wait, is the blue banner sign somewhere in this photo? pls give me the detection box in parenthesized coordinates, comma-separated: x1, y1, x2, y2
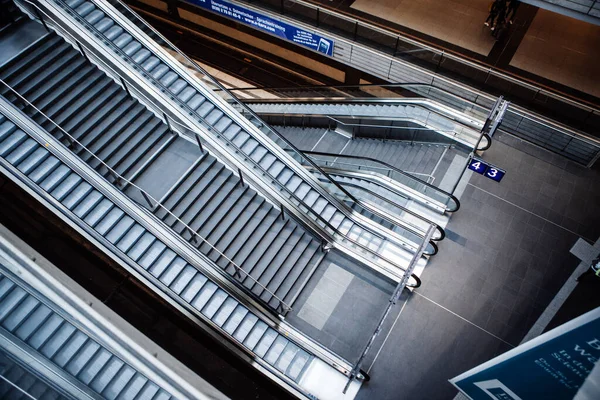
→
(187, 0, 335, 56)
(468, 158, 505, 182)
(451, 307, 600, 400)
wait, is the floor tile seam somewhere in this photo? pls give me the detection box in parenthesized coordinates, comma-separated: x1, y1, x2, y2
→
(413, 292, 516, 348)
(468, 183, 592, 242)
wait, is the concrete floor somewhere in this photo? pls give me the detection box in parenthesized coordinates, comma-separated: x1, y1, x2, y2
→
(351, 0, 496, 56)
(510, 8, 600, 99)
(352, 132, 600, 399)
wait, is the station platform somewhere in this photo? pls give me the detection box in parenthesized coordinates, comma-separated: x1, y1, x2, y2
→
(308, 0, 600, 104)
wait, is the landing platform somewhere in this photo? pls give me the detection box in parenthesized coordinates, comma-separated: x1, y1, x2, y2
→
(0, 19, 47, 67)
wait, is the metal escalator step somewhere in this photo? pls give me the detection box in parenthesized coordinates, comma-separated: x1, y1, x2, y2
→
(26, 313, 63, 350)
(212, 297, 238, 327)
(180, 273, 208, 303)
(147, 250, 177, 278)
(117, 374, 148, 399)
(116, 224, 146, 253)
(126, 232, 155, 261)
(28, 157, 61, 184)
(159, 71, 178, 87)
(52, 331, 88, 367)
(157, 257, 186, 286)
(287, 352, 311, 381)
(13, 304, 52, 341)
(94, 207, 124, 236)
(202, 289, 228, 319)
(39, 322, 77, 359)
(191, 281, 218, 311)
(39, 165, 70, 192)
(5, 138, 38, 165)
(196, 101, 214, 118)
(102, 365, 136, 399)
(186, 93, 205, 110)
(221, 304, 248, 334)
(64, 340, 100, 376)
(169, 266, 196, 295)
(1, 295, 37, 331)
(104, 215, 135, 244)
(131, 48, 151, 64)
(122, 41, 142, 57)
(141, 56, 160, 72)
(150, 64, 169, 80)
(274, 342, 300, 373)
(104, 25, 124, 42)
(137, 241, 166, 270)
(169, 79, 187, 96)
(0, 128, 26, 157)
(89, 356, 124, 393)
(254, 328, 278, 358)
(177, 86, 195, 103)
(0, 121, 17, 142)
(78, 348, 112, 385)
(232, 312, 258, 342)
(85, 9, 104, 25)
(72, 191, 103, 219)
(94, 17, 114, 33)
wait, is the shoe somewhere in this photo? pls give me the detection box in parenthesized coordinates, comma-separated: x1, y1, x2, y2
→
(491, 27, 495, 31)
(484, 22, 489, 26)
(510, 20, 513, 24)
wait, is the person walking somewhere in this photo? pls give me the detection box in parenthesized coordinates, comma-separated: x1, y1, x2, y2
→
(492, 2, 508, 32)
(576, 256, 600, 282)
(484, 0, 503, 28)
(506, 0, 520, 24)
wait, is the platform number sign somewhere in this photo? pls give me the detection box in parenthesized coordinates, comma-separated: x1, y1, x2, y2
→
(468, 158, 505, 182)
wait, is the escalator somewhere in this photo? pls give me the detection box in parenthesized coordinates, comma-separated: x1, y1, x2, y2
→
(0, 0, 432, 396)
(0, 103, 319, 390)
(245, 98, 491, 151)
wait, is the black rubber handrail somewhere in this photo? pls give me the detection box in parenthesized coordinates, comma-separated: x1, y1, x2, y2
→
(295, 150, 460, 212)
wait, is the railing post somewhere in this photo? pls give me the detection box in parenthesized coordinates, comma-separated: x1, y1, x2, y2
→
(353, 21, 359, 41)
(195, 133, 204, 153)
(119, 77, 131, 97)
(238, 168, 245, 187)
(393, 36, 400, 57)
(280, 203, 285, 220)
(33, 8, 49, 32)
(316, 7, 320, 27)
(163, 112, 173, 134)
(76, 42, 89, 62)
(140, 189, 154, 209)
(435, 51, 444, 73)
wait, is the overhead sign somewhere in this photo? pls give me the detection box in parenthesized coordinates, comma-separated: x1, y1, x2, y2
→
(187, 0, 335, 56)
(468, 158, 505, 182)
(451, 307, 600, 400)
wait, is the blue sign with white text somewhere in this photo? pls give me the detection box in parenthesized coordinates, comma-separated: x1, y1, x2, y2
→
(468, 158, 506, 182)
(451, 307, 600, 400)
(187, 0, 335, 56)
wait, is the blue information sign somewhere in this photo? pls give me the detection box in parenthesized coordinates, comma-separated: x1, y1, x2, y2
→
(186, 0, 335, 56)
(468, 158, 506, 182)
(451, 307, 600, 400)
(468, 158, 488, 175)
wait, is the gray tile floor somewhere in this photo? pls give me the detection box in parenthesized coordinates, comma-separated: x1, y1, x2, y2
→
(286, 251, 396, 362)
(354, 133, 600, 399)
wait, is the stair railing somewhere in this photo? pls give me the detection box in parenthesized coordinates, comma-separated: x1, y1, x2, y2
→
(34, 0, 425, 286)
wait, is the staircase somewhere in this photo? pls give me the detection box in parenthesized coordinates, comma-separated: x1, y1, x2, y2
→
(0, 29, 326, 311)
(274, 126, 448, 177)
(0, 110, 315, 384)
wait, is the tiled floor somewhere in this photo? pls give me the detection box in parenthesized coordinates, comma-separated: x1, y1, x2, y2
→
(350, 0, 496, 55)
(510, 9, 600, 98)
(352, 133, 600, 399)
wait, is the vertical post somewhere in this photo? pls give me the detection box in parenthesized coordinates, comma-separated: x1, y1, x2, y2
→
(195, 134, 204, 153)
(316, 8, 320, 27)
(163, 112, 172, 134)
(238, 168, 245, 187)
(119, 77, 131, 97)
(280, 0, 284, 14)
(393, 36, 400, 57)
(353, 21, 358, 41)
(435, 51, 444, 73)
(34, 8, 49, 32)
(342, 225, 436, 394)
(280, 203, 285, 220)
(140, 190, 154, 209)
(76, 42, 89, 62)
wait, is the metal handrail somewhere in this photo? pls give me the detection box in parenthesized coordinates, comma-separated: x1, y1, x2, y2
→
(309, 171, 441, 250)
(335, 180, 445, 241)
(276, 0, 600, 113)
(301, 150, 461, 212)
(46, 0, 424, 285)
(99, 0, 394, 216)
(228, 82, 491, 117)
(0, 99, 346, 396)
(1, 72, 293, 313)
